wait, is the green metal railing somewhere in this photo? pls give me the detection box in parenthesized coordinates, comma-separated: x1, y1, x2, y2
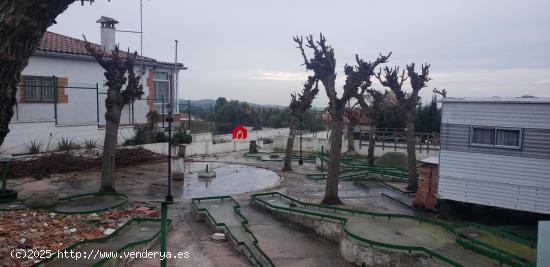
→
(251, 192, 536, 267)
(32, 217, 168, 267)
(191, 196, 275, 267)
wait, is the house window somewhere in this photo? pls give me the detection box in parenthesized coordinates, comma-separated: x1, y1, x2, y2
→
(23, 76, 55, 102)
(470, 126, 522, 149)
(153, 72, 169, 113)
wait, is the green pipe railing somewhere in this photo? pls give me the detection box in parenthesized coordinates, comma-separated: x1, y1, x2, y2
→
(32, 217, 168, 267)
(252, 192, 536, 267)
(191, 196, 275, 267)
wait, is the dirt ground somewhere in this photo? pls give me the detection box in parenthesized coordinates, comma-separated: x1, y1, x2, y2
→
(3, 151, 456, 266)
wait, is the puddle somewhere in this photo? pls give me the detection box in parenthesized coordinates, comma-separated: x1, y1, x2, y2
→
(178, 162, 281, 199)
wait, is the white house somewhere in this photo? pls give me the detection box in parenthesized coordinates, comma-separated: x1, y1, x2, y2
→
(1, 16, 186, 155)
(439, 97, 550, 214)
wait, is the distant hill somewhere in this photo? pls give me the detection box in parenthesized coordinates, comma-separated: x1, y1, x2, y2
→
(177, 99, 288, 110)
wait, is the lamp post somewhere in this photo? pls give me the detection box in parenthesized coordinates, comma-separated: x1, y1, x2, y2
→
(299, 112, 303, 165)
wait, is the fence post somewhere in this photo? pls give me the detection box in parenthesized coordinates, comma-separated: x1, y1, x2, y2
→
(53, 75, 58, 125)
(95, 83, 100, 124)
(161, 96, 165, 129)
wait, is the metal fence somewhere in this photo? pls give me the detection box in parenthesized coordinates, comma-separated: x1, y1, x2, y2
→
(359, 128, 440, 152)
(14, 79, 99, 125)
(12, 76, 162, 127)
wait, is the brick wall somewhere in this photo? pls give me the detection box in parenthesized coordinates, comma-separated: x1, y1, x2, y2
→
(413, 164, 439, 209)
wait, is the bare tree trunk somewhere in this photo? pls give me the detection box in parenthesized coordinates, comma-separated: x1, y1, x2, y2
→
(368, 119, 376, 166)
(323, 107, 344, 205)
(283, 114, 298, 171)
(346, 125, 355, 154)
(0, 0, 74, 147)
(405, 117, 418, 191)
(101, 112, 120, 192)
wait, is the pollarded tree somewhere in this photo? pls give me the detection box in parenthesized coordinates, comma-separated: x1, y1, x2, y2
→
(0, 0, 95, 148)
(84, 42, 144, 192)
(282, 76, 319, 171)
(356, 87, 389, 166)
(344, 103, 361, 154)
(294, 33, 390, 204)
(375, 63, 431, 191)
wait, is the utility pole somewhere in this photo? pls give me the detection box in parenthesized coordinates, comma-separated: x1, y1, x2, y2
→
(188, 99, 191, 132)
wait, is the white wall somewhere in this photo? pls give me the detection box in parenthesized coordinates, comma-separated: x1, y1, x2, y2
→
(142, 128, 290, 156)
(1, 121, 135, 155)
(19, 55, 176, 125)
(273, 135, 439, 160)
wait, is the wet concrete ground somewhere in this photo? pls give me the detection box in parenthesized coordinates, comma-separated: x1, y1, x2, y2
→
(4, 150, 500, 266)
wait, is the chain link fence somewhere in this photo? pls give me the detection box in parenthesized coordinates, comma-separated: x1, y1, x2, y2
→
(12, 76, 162, 127)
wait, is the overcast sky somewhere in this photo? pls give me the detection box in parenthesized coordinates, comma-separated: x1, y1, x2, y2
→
(50, 0, 550, 106)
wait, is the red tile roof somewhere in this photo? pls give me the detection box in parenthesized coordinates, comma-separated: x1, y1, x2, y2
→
(36, 31, 184, 68)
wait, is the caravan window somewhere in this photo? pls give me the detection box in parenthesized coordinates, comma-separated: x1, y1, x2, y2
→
(470, 126, 522, 149)
(471, 127, 494, 146)
(495, 129, 521, 147)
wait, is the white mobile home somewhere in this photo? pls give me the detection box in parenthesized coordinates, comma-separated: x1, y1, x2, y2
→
(439, 97, 550, 214)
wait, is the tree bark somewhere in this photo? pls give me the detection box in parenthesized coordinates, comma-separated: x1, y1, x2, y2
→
(282, 113, 298, 171)
(100, 111, 120, 192)
(322, 107, 344, 205)
(405, 116, 418, 191)
(0, 0, 74, 147)
(368, 119, 376, 166)
(100, 86, 124, 192)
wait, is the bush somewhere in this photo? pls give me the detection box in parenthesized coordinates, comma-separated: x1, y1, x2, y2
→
(375, 152, 407, 169)
(26, 140, 42, 154)
(84, 139, 98, 149)
(57, 137, 81, 151)
(134, 127, 151, 144)
(155, 132, 168, 143)
(173, 128, 192, 145)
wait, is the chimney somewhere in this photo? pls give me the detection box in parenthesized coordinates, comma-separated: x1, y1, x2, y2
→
(96, 16, 119, 52)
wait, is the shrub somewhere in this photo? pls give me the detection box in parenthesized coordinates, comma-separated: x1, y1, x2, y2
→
(84, 139, 99, 149)
(375, 152, 407, 169)
(26, 140, 42, 154)
(57, 137, 81, 151)
(172, 128, 192, 145)
(155, 132, 168, 143)
(134, 127, 151, 145)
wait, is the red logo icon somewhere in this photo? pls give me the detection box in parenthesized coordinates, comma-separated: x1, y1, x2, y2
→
(232, 125, 248, 140)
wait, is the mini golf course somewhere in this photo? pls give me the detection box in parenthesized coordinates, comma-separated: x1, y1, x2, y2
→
(0, 192, 128, 213)
(251, 192, 536, 267)
(192, 196, 274, 267)
(1, 192, 166, 267)
(36, 218, 166, 267)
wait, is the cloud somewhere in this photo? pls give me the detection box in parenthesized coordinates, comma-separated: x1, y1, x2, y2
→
(237, 70, 308, 81)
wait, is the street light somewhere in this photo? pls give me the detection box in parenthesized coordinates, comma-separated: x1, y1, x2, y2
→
(166, 102, 174, 202)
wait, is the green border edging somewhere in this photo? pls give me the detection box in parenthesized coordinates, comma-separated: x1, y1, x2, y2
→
(52, 192, 128, 214)
(251, 191, 461, 267)
(191, 195, 275, 267)
(0, 192, 128, 214)
(251, 192, 536, 267)
(32, 217, 168, 267)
